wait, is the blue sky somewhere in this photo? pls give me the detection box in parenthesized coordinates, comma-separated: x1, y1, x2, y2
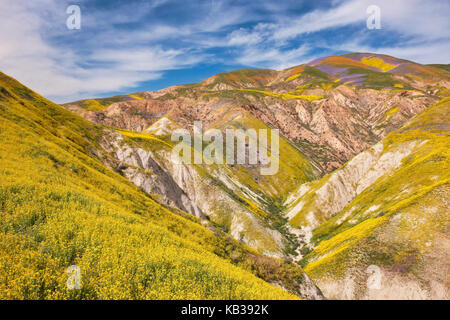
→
(0, 0, 449, 103)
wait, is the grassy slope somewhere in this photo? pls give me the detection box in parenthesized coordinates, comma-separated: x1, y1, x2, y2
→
(300, 97, 449, 297)
(63, 93, 145, 112)
(427, 64, 450, 73)
(0, 72, 302, 299)
(115, 107, 318, 257)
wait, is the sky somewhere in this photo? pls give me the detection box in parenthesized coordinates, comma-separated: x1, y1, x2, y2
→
(0, 0, 449, 103)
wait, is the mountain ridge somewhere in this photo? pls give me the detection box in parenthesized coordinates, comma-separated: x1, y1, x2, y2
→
(64, 52, 447, 173)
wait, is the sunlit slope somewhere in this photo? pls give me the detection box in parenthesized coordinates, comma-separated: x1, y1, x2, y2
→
(117, 106, 319, 257)
(294, 98, 450, 299)
(0, 72, 310, 299)
(188, 105, 319, 202)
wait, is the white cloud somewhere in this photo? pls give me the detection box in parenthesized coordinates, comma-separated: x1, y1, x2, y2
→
(270, 0, 368, 40)
(266, 0, 450, 41)
(90, 47, 203, 72)
(227, 28, 263, 46)
(225, 0, 449, 68)
(0, 0, 448, 103)
(0, 0, 201, 102)
(329, 36, 450, 65)
(235, 45, 313, 70)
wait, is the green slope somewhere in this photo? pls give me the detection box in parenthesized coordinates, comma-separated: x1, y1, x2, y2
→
(297, 97, 450, 299)
(0, 71, 315, 299)
(63, 93, 145, 111)
(117, 106, 319, 257)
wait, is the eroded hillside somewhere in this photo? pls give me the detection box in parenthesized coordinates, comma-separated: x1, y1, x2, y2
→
(65, 53, 448, 172)
(3, 52, 448, 300)
(292, 97, 450, 299)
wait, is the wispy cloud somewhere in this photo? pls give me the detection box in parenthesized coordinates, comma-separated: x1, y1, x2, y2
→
(235, 45, 314, 70)
(0, 0, 448, 102)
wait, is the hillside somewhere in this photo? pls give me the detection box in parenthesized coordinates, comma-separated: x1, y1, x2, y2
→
(62, 53, 449, 262)
(65, 53, 448, 173)
(99, 108, 318, 257)
(0, 72, 323, 299)
(290, 97, 450, 299)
